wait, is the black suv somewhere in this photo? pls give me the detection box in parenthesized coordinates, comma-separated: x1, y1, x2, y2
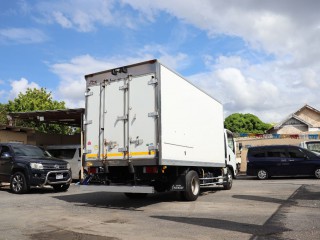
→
(0, 143, 72, 193)
(246, 145, 320, 180)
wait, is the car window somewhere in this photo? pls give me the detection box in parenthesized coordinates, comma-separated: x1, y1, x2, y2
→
(266, 149, 286, 158)
(47, 149, 76, 159)
(249, 149, 265, 158)
(288, 148, 305, 158)
(11, 145, 47, 157)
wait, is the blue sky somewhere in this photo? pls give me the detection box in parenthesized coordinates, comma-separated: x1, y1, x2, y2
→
(1, 0, 320, 123)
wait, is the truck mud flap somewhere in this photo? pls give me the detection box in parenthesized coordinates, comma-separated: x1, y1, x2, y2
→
(170, 175, 186, 191)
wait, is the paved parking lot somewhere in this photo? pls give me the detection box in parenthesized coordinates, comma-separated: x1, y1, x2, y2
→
(0, 176, 319, 240)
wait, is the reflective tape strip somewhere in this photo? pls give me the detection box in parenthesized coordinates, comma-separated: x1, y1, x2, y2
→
(86, 151, 156, 158)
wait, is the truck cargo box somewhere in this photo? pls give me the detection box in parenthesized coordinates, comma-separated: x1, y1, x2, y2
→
(84, 59, 225, 168)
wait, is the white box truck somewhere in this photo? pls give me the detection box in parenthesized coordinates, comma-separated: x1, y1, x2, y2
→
(83, 59, 237, 201)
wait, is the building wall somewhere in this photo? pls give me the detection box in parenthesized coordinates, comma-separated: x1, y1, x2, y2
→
(296, 108, 320, 127)
(30, 132, 80, 146)
(276, 125, 308, 134)
(0, 131, 28, 143)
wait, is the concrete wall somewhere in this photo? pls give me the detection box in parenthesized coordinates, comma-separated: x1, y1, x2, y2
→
(0, 130, 80, 146)
(0, 130, 28, 144)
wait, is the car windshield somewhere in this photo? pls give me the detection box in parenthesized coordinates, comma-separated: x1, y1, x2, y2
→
(306, 142, 320, 153)
(12, 145, 51, 158)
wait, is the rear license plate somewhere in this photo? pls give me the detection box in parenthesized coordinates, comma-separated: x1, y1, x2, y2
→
(56, 174, 63, 180)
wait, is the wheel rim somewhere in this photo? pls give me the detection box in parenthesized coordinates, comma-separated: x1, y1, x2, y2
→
(315, 169, 320, 178)
(12, 175, 23, 192)
(258, 170, 267, 179)
(191, 177, 199, 195)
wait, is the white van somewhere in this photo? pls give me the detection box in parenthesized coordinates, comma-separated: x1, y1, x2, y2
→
(46, 145, 87, 180)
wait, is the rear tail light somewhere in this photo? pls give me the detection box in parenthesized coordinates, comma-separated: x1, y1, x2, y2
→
(144, 166, 158, 174)
(88, 167, 97, 174)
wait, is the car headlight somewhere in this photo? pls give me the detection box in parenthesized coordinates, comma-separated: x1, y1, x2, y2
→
(67, 163, 71, 170)
(30, 162, 44, 170)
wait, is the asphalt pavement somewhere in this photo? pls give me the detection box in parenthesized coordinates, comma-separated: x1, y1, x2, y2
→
(0, 176, 319, 240)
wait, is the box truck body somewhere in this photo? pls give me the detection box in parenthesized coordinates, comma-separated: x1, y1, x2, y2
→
(83, 60, 236, 201)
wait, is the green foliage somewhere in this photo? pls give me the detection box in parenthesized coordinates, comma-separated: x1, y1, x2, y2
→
(0, 103, 8, 125)
(224, 113, 273, 134)
(6, 88, 72, 134)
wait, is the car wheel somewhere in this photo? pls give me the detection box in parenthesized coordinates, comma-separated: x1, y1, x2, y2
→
(181, 170, 200, 201)
(10, 172, 29, 194)
(257, 169, 268, 180)
(223, 168, 233, 190)
(53, 184, 70, 192)
(315, 168, 320, 179)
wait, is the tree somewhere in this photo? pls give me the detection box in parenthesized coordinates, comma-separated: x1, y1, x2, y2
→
(6, 88, 72, 134)
(224, 113, 272, 134)
(0, 103, 8, 125)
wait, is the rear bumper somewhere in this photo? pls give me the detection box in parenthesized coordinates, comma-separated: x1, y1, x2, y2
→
(80, 184, 154, 194)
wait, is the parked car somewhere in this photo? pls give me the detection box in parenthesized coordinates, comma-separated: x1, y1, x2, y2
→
(299, 140, 320, 155)
(246, 145, 320, 180)
(45, 144, 87, 180)
(0, 143, 72, 193)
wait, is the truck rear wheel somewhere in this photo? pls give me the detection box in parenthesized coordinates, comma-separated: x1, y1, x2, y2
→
(181, 170, 200, 201)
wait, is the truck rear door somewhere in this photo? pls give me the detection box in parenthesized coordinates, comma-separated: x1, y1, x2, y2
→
(85, 73, 158, 162)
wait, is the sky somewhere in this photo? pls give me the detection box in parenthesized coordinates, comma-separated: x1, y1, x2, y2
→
(1, 0, 320, 123)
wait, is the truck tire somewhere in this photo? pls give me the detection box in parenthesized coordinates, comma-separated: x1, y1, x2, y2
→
(257, 169, 268, 180)
(181, 170, 200, 201)
(223, 168, 233, 190)
(315, 168, 320, 179)
(124, 193, 148, 199)
(53, 184, 70, 192)
(10, 172, 29, 194)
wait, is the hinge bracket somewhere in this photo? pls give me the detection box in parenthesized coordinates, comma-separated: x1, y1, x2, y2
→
(148, 112, 159, 117)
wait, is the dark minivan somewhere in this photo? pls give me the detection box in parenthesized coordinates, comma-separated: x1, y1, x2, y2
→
(246, 145, 320, 180)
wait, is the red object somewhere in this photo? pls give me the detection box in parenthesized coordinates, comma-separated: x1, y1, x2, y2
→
(88, 167, 97, 174)
(144, 166, 158, 174)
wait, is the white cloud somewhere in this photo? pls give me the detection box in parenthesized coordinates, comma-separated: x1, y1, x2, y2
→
(50, 48, 191, 108)
(0, 28, 47, 44)
(9, 78, 40, 100)
(36, 0, 131, 32)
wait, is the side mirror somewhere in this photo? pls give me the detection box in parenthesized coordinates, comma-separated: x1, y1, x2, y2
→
(1, 152, 12, 159)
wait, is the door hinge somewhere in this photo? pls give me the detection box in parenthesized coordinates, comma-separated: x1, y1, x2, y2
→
(84, 120, 92, 125)
(148, 112, 159, 117)
(85, 91, 93, 97)
(118, 147, 127, 152)
(119, 84, 128, 90)
(148, 145, 158, 151)
(148, 77, 158, 85)
(117, 115, 128, 121)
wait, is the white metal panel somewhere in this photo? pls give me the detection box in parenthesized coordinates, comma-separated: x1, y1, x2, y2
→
(85, 85, 101, 160)
(128, 74, 157, 159)
(160, 65, 225, 166)
(104, 80, 126, 159)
